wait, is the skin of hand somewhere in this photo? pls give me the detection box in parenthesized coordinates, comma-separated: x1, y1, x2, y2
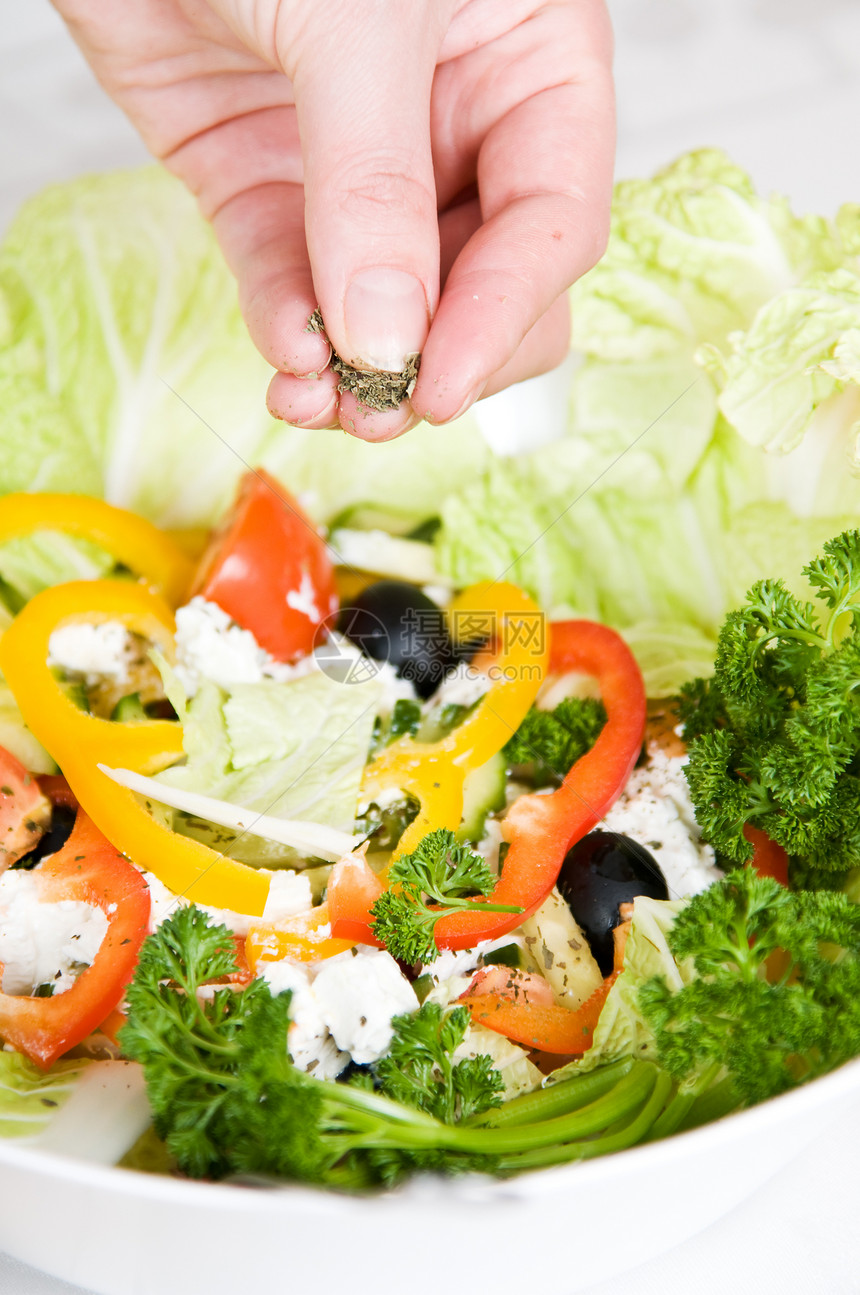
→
(54, 0, 615, 441)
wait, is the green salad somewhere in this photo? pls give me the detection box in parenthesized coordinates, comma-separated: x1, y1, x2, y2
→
(0, 148, 857, 1189)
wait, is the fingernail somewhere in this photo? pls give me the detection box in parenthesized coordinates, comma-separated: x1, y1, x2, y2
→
(343, 268, 429, 372)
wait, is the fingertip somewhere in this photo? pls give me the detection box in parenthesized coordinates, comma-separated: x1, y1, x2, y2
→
(267, 370, 339, 428)
(337, 391, 420, 442)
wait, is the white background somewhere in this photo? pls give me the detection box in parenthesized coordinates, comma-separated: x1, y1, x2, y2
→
(1, 1, 860, 1291)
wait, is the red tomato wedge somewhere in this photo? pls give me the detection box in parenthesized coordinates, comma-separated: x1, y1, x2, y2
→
(744, 824, 790, 887)
(461, 973, 619, 1055)
(0, 810, 151, 1069)
(326, 852, 384, 946)
(0, 746, 51, 871)
(193, 468, 338, 661)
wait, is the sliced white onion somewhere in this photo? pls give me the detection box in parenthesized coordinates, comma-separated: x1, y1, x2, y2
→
(97, 764, 364, 862)
(327, 528, 447, 586)
(32, 1061, 152, 1164)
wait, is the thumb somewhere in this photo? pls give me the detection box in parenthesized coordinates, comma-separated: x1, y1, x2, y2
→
(286, 3, 446, 372)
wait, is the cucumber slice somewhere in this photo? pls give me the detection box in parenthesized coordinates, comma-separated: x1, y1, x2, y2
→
(111, 692, 147, 723)
(481, 942, 525, 971)
(458, 752, 506, 843)
(329, 504, 424, 536)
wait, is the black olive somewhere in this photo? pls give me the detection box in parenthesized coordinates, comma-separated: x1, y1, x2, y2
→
(337, 580, 460, 700)
(13, 804, 77, 870)
(557, 831, 669, 976)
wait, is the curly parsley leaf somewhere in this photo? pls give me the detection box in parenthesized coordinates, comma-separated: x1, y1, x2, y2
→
(373, 1003, 503, 1125)
(126, 908, 655, 1190)
(639, 869, 860, 1104)
(503, 697, 606, 786)
(681, 529, 860, 877)
(370, 829, 522, 964)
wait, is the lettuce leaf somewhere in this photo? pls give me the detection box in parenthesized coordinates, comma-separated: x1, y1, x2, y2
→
(708, 267, 860, 459)
(156, 672, 380, 863)
(571, 148, 844, 364)
(435, 152, 860, 694)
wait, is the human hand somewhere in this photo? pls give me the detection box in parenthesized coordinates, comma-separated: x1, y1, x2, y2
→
(55, 0, 615, 440)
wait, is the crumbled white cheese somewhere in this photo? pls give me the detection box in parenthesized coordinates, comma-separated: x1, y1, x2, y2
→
(432, 661, 492, 710)
(421, 584, 453, 608)
(311, 947, 419, 1065)
(261, 960, 348, 1080)
(260, 949, 418, 1075)
(173, 596, 304, 695)
(372, 660, 418, 714)
(140, 871, 179, 933)
(0, 870, 108, 995)
(173, 598, 413, 717)
(285, 571, 323, 625)
(47, 622, 134, 683)
(601, 749, 722, 898)
(356, 785, 409, 817)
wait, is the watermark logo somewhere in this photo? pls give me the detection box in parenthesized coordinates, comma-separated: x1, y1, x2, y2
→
(313, 608, 388, 684)
(314, 606, 546, 687)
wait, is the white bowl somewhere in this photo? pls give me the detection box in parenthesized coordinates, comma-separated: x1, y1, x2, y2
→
(2, 1056, 859, 1295)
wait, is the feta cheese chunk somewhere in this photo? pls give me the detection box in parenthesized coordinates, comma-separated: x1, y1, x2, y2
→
(48, 621, 134, 683)
(601, 749, 722, 898)
(285, 572, 323, 624)
(261, 960, 348, 1080)
(173, 596, 302, 695)
(260, 949, 418, 1075)
(173, 598, 415, 716)
(311, 948, 419, 1065)
(0, 870, 108, 995)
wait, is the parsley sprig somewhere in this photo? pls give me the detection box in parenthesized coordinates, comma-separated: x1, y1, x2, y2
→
(503, 697, 606, 786)
(679, 529, 860, 875)
(374, 1002, 503, 1125)
(640, 868, 860, 1104)
(370, 829, 523, 964)
(121, 906, 666, 1187)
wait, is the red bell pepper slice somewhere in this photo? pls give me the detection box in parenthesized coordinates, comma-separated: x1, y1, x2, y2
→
(326, 852, 384, 945)
(330, 619, 646, 950)
(0, 810, 151, 1069)
(435, 620, 645, 948)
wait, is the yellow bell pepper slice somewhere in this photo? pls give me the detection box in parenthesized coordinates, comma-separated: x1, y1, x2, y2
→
(0, 579, 269, 915)
(361, 581, 548, 860)
(0, 493, 195, 608)
(246, 904, 354, 971)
